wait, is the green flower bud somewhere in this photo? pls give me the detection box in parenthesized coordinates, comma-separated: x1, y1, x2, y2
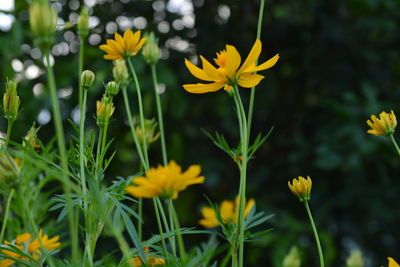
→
(77, 6, 90, 38)
(142, 32, 160, 65)
(29, 0, 58, 50)
(81, 70, 95, 89)
(136, 118, 160, 146)
(283, 247, 301, 267)
(105, 81, 120, 97)
(96, 96, 115, 126)
(23, 123, 41, 149)
(112, 61, 129, 87)
(346, 250, 364, 267)
(3, 79, 20, 121)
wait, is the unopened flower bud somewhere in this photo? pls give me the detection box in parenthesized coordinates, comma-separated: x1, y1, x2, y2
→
(29, 0, 58, 50)
(283, 247, 301, 267)
(346, 250, 364, 267)
(3, 79, 20, 121)
(77, 6, 89, 38)
(96, 96, 115, 126)
(112, 61, 129, 87)
(288, 176, 312, 202)
(23, 123, 41, 149)
(81, 70, 95, 89)
(142, 33, 159, 65)
(136, 118, 160, 146)
(105, 81, 119, 97)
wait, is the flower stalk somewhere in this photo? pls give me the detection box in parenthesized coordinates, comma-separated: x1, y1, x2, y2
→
(0, 189, 15, 245)
(304, 201, 324, 267)
(389, 134, 400, 157)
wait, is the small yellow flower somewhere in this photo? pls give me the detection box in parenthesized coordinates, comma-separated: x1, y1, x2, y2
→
(183, 39, 279, 94)
(96, 96, 115, 126)
(367, 111, 397, 136)
(288, 176, 312, 202)
(125, 160, 205, 199)
(199, 196, 255, 228)
(131, 247, 165, 266)
(99, 30, 147, 61)
(386, 258, 400, 267)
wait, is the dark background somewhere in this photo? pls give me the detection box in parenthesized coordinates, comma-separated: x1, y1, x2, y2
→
(0, 0, 399, 266)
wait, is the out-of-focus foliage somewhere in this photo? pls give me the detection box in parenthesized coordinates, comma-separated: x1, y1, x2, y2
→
(0, 0, 399, 266)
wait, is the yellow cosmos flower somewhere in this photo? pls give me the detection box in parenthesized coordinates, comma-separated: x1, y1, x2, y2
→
(131, 247, 165, 266)
(0, 230, 60, 266)
(125, 160, 205, 199)
(183, 39, 279, 94)
(367, 110, 397, 136)
(288, 176, 312, 202)
(99, 30, 147, 61)
(199, 196, 255, 228)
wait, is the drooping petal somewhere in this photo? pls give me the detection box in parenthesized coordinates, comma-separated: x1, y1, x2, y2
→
(183, 82, 224, 94)
(244, 54, 280, 73)
(237, 73, 264, 88)
(200, 56, 225, 81)
(184, 59, 214, 81)
(225, 44, 241, 77)
(237, 39, 262, 75)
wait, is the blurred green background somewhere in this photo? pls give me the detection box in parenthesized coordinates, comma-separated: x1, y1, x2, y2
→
(0, 0, 399, 266)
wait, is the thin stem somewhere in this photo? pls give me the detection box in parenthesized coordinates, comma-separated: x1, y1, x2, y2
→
(247, 0, 266, 138)
(121, 86, 149, 170)
(152, 198, 169, 259)
(151, 65, 168, 165)
(44, 51, 78, 264)
(390, 134, 400, 157)
(78, 39, 84, 112)
(4, 119, 14, 148)
(107, 218, 132, 263)
(94, 126, 104, 178)
(304, 201, 325, 267)
(157, 198, 176, 256)
(0, 189, 14, 244)
(232, 87, 248, 267)
(168, 199, 186, 259)
(80, 90, 88, 202)
(138, 197, 143, 242)
(127, 58, 149, 166)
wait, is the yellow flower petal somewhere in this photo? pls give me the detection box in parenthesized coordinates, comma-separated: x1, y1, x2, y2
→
(389, 257, 400, 267)
(184, 59, 214, 81)
(183, 82, 224, 94)
(237, 39, 262, 75)
(225, 44, 241, 77)
(237, 73, 264, 88)
(200, 56, 225, 81)
(244, 53, 280, 73)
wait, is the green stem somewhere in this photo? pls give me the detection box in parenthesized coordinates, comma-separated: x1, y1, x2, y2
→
(44, 51, 78, 264)
(4, 119, 14, 148)
(390, 134, 400, 157)
(232, 86, 248, 267)
(94, 126, 103, 178)
(80, 90, 88, 202)
(78, 39, 84, 111)
(152, 198, 169, 259)
(304, 201, 325, 267)
(107, 218, 132, 263)
(168, 199, 186, 259)
(0, 189, 14, 244)
(247, 0, 266, 138)
(157, 198, 175, 256)
(151, 65, 168, 165)
(127, 58, 149, 166)
(121, 86, 149, 170)
(138, 197, 143, 242)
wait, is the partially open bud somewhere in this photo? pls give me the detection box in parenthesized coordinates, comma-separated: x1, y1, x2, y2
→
(142, 33, 160, 65)
(288, 176, 312, 202)
(81, 70, 95, 89)
(105, 81, 119, 97)
(96, 95, 115, 126)
(77, 6, 89, 38)
(23, 123, 41, 149)
(112, 61, 129, 88)
(3, 79, 20, 121)
(29, 0, 58, 50)
(346, 250, 364, 267)
(283, 247, 301, 267)
(135, 118, 160, 146)
(0, 151, 21, 189)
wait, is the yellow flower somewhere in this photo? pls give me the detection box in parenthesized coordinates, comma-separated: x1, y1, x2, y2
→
(131, 248, 165, 266)
(199, 196, 255, 228)
(125, 160, 205, 199)
(367, 111, 397, 136)
(288, 176, 312, 202)
(99, 30, 147, 61)
(0, 230, 60, 266)
(386, 258, 400, 267)
(183, 39, 279, 94)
